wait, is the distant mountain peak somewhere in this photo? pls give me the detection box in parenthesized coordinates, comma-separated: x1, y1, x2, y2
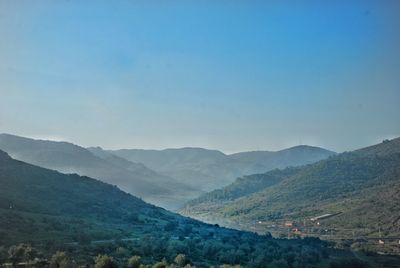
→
(89, 146, 103, 150)
(278, 144, 336, 153)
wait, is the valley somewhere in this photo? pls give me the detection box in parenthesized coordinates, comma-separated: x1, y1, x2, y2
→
(181, 138, 400, 257)
(0, 149, 364, 267)
(0, 134, 334, 210)
(1, 135, 399, 267)
(1, 1, 399, 266)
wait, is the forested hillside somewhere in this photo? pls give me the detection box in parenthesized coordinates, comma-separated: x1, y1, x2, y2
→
(0, 150, 365, 267)
(181, 138, 400, 254)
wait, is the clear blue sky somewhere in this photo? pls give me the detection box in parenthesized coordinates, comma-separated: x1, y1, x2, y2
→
(0, 0, 399, 153)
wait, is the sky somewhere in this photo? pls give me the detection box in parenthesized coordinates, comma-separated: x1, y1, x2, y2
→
(0, 0, 399, 153)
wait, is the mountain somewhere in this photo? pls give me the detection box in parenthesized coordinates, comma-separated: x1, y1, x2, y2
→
(183, 167, 300, 205)
(229, 145, 335, 173)
(0, 150, 352, 267)
(0, 133, 335, 210)
(110, 146, 335, 192)
(87, 146, 202, 208)
(0, 149, 170, 245)
(181, 138, 400, 254)
(109, 147, 241, 191)
(0, 134, 199, 209)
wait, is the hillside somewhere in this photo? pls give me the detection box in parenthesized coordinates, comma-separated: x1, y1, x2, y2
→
(0, 134, 199, 209)
(110, 147, 244, 191)
(87, 146, 202, 208)
(0, 149, 174, 244)
(0, 150, 355, 267)
(110, 145, 335, 192)
(354, 137, 400, 157)
(229, 145, 335, 173)
(181, 138, 400, 254)
(184, 167, 301, 205)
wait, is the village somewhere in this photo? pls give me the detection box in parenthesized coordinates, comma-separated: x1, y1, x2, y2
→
(249, 212, 400, 255)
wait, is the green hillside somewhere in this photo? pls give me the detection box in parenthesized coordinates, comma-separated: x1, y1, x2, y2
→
(0, 149, 173, 245)
(0, 150, 362, 267)
(0, 134, 201, 210)
(185, 167, 300, 205)
(181, 138, 400, 255)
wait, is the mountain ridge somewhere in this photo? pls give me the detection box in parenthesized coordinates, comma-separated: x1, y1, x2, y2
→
(0, 133, 336, 209)
(0, 133, 199, 209)
(0, 149, 351, 267)
(180, 138, 400, 254)
(110, 144, 335, 192)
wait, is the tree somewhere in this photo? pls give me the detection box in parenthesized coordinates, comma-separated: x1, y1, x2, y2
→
(94, 255, 118, 268)
(152, 258, 168, 268)
(115, 247, 129, 258)
(128, 256, 141, 268)
(152, 262, 166, 268)
(50, 251, 76, 268)
(8, 244, 37, 265)
(174, 254, 187, 267)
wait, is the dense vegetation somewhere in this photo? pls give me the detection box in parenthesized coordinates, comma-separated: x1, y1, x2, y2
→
(0, 149, 369, 267)
(181, 138, 400, 255)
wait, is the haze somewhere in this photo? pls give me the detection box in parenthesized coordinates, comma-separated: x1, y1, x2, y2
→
(0, 0, 399, 153)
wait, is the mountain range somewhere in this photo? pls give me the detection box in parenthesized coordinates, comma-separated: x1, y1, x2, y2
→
(0, 134, 198, 209)
(0, 133, 398, 265)
(0, 133, 335, 209)
(0, 149, 352, 267)
(109, 145, 335, 192)
(180, 138, 400, 254)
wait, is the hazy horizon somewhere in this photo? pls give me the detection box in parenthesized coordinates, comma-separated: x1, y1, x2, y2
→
(1, 1, 399, 153)
(2, 132, 399, 155)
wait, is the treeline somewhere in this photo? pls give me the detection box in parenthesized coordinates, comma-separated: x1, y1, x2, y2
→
(0, 239, 369, 268)
(0, 244, 197, 268)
